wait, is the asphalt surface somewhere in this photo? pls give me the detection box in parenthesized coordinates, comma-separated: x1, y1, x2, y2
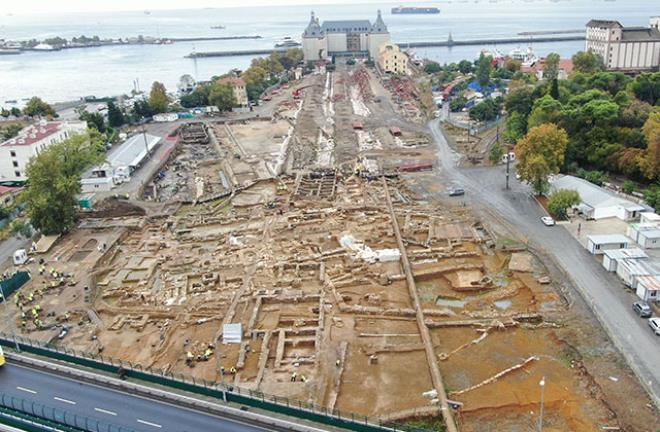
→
(0, 236, 29, 269)
(0, 363, 268, 432)
(429, 119, 660, 406)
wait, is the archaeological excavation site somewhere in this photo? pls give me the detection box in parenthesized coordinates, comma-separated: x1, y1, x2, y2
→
(2, 62, 657, 432)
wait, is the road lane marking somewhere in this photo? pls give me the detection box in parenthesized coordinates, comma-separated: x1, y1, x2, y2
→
(53, 397, 76, 405)
(16, 387, 37, 394)
(137, 419, 162, 428)
(94, 408, 117, 416)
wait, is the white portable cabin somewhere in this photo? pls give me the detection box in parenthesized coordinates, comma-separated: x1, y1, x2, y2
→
(601, 248, 648, 272)
(615, 258, 660, 288)
(586, 234, 630, 255)
(12, 249, 27, 265)
(640, 212, 660, 225)
(637, 228, 660, 249)
(635, 275, 660, 302)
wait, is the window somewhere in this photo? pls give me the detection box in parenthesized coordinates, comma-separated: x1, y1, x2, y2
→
(14, 171, 21, 177)
(12, 161, 18, 167)
(10, 151, 16, 157)
(595, 244, 601, 250)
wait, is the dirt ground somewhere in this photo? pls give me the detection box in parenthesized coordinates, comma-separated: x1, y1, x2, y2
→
(1, 59, 657, 432)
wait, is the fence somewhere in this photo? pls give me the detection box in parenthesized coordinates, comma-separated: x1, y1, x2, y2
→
(0, 271, 31, 302)
(0, 392, 135, 432)
(0, 333, 433, 432)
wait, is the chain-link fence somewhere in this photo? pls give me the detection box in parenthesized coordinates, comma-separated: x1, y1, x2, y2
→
(0, 333, 435, 432)
(0, 392, 136, 432)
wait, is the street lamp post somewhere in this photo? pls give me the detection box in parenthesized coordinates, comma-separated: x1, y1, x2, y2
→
(0, 283, 20, 351)
(538, 376, 546, 432)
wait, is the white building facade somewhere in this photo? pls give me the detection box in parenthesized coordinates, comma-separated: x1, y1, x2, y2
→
(586, 19, 660, 72)
(302, 11, 390, 62)
(0, 120, 87, 182)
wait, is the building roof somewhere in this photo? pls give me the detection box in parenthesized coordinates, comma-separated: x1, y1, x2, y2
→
(322, 20, 372, 33)
(636, 275, 660, 291)
(521, 58, 574, 75)
(586, 19, 623, 29)
(1, 122, 61, 147)
(641, 212, 660, 222)
(638, 228, 660, 240)
(587, 234, 630, 245)
(218, 76, 246, 87)
(603, 248, 648, 260)
(108, 133, 160, 169)
(621, 27, 660, 42)
(0, 185, 21, 195)
(371, 10, 388, 34)
(303, 11, 324, 38)
(551, 175, 649, 213)
(618, 258, 660, 276)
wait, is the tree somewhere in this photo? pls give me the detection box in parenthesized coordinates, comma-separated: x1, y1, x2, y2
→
(23, 97, 55, 118)
(548, 189, 580, 219)
(107, 101, 125, 128)
(505, 87, 535, 117)
(79, 110, 106, 133)
(209, 83, 236, 111)
(10, 220, 33, 239)
(449, 95, 467, 112)
(515, 123, 569, 195)
(424, 62, 442, 74)
(10, 107, 21, 118)
(504, 111, 527, 143)
(640, 112, 660, 180)
(132, 99, 153, 121)
(0, 108, 9, 118)
(489, 142, 505, 164)
(21, 133, 105, 235)
(469, 98, 499, 122)
(549, 78, 560, 99)
(458, 60, 473, 74)
(630, 72, 660, 106)
(148, 81, 170, 114)
(543, 53, 560, 81)
(476, 53, 492, 88)
(572, 51, 604, 74)
(505, 59, 522, 73)
(527, 95, 563, 128)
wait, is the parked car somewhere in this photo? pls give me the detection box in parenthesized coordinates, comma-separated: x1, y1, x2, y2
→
(633, 301, 652, 318)
(649, 317, 660, 335)
(541, 216, 555, 226)
(448, 188, 465, 197)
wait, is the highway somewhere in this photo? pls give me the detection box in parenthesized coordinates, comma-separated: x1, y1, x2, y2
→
(0, 362, 271, 432)
(428, 119, 660, 408)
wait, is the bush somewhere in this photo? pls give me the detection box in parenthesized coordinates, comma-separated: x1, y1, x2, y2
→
(424, 62, 442, 74)
(489, 142, 505, 164)
(622, 180, 636, 195)
(644, 186, 660, 209)
(576, 168, 608, 186)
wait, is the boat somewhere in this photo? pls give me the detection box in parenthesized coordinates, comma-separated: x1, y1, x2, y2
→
(391, 6, 440, 14)
(275, 37, 301, 48)
(211, 25, 226, 30)
(0, 48, 21, 55)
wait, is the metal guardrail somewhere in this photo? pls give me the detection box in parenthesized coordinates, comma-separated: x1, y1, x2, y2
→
(0, 333, 433, 432)
(0, 392, 135, 432)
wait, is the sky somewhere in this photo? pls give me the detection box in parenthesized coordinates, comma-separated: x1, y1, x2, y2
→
(5, 0, 390, 14)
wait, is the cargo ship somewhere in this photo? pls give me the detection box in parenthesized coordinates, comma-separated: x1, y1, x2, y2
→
(391, 6, 440, 14)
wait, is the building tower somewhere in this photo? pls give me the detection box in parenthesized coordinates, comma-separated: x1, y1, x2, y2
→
(368, 10, 391, 60)
(302, 11, 326, 62)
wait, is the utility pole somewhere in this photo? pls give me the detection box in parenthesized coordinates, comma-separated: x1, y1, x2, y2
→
(0, 283, 21, 351)
(505, 153, 510, 190)
(538, 376, 546, 432)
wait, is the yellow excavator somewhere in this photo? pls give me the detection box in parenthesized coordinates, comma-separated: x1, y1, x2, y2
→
(0, 345, 5, 367)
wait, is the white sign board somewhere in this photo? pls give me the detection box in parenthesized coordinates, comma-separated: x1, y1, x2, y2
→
(223, 323, 243, 344)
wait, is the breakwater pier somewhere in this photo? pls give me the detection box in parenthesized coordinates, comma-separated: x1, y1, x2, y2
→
(186, 34, 586, 58)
